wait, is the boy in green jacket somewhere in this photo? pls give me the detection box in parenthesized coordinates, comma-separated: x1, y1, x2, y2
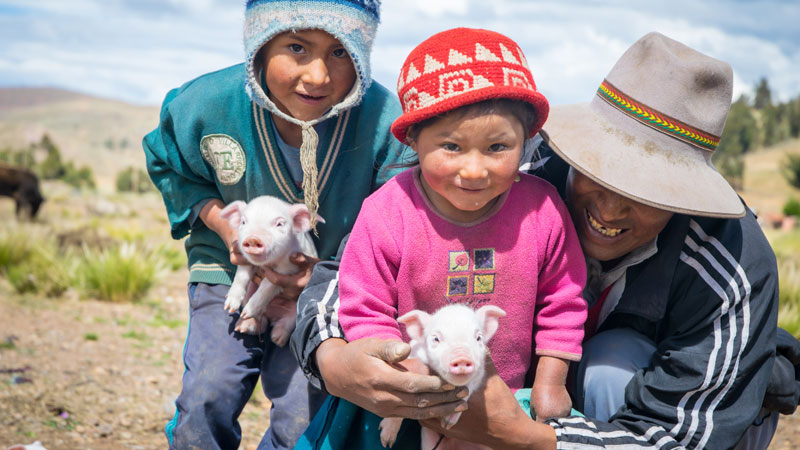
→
(143, 1, 406, 448)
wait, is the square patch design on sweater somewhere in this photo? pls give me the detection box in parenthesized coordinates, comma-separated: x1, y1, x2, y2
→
(449, 251, 470, 272)
(473, 248, 495, 270)
(447, 276, 470, 296)
(474, 274, 495, 294)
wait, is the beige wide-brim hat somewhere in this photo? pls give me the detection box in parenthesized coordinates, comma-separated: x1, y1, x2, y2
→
(544, 32, 745, 218)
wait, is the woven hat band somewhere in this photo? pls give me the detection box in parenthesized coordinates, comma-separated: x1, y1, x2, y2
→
(597, 80, 720, 151)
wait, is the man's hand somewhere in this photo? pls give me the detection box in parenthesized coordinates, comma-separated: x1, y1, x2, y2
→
(316, 338, 468, 420)
(255, 252, 320, 302)
(252, 252, 319, 323)
(421, 357, 556, 450)
(261, 295, 297, 322)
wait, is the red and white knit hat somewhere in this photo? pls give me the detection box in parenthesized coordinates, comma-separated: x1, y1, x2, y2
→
(391, 27, 549, 143)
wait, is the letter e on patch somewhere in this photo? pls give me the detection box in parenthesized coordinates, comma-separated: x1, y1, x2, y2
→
(200, 134, 246, 185)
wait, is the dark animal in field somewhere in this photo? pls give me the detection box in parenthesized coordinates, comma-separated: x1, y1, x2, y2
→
(0, 165, 45, 219)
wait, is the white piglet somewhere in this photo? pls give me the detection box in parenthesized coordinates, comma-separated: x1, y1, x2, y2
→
(379, 303, 506, 450)
(219, 195, 319, 346)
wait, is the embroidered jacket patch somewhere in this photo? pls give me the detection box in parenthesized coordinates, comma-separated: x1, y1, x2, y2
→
(200, 134, 246, 185)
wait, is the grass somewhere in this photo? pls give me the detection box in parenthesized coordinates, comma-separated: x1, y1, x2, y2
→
(83, 333, 99, 341)
(0, 219, 178, 303)
(123, 329, 153, 349)
(742, 141, 800, 337)
(149, 312, 185, 329)
(766, 228, 800, 337)
(0, 224, 76, 296)
(44, 417, 76, 431)
(158, 244, 188, 271)
(0, 225, 36, 272)
(8, 245, 76, 297)
(122, 330, 149, 341)
(766, 228, 800, 257)
(76, 242, 166, 302)
(776, 254, 800, 337)
(114, 315, 132, 327)
(143, 299, 186, 329)
(16, 430, 36, 439)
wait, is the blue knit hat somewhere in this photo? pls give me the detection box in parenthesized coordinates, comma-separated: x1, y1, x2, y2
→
(243, 0, 381, 229)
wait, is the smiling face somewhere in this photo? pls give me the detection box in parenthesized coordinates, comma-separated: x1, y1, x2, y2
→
(410, 109, 526, 223)
(566, 168, 674, 262)
(260, 29, 357, 123)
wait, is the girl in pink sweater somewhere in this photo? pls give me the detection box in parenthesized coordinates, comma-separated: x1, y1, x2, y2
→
(338, 28, 587, 423)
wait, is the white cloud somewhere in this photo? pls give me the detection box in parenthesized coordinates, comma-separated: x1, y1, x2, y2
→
(371, 0, 800, 104)
(0, 0, 242, 104)
(0, 0, 797, 106)
(410, 0, 470, 17)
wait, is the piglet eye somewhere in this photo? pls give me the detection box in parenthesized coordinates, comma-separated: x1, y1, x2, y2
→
(241, 217, 246, 225)
(432, 336, 440, 343)
(275, 218, 286, 227)
(476, 334, 482, 342)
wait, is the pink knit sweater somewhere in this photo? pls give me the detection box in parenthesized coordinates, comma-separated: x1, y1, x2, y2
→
(339, 168, 587, 389)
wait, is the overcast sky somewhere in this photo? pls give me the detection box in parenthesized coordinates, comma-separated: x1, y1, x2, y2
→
(1, 0, 798, 107)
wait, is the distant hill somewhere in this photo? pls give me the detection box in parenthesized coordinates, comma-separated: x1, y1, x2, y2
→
(0, 87, 100, 112)
(0, 87, 160, 192)
(741, 138, 800, 215)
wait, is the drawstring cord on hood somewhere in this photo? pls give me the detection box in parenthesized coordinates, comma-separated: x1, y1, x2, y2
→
(299, 123, 320, 234)
(251, 69, 348, 236)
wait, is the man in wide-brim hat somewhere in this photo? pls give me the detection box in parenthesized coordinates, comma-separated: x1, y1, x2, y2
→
(288, 31, 799, 450)
(416, 31, 795, 450)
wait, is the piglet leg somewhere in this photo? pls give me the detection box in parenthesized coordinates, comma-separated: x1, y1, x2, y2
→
(421, 427, 443, 450)
(234, 315, 268, 335)
(270, 313, 295, 347)
(378, 417, 404, 448)
(240, 279, 281, 320)
(225, 265, 254, 313)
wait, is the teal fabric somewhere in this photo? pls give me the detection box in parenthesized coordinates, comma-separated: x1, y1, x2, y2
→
(295, 396, 420, 450)
(294, 391, 583, 450)
(143, 64, 409, 285)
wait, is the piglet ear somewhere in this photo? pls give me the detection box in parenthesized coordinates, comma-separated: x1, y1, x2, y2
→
(398, 310, 431, 342)
(476, 305, 506, 342)
(219, 201, 247, 229)
(288, 203, 313, 233)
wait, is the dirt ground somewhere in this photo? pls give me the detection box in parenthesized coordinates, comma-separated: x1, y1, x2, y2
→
(1, 268, 798, 450)
(0, 270, 271, 450)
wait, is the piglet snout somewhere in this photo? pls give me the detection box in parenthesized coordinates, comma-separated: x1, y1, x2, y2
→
(242, 236, 267, 256)
(449, 357, 475, 375)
